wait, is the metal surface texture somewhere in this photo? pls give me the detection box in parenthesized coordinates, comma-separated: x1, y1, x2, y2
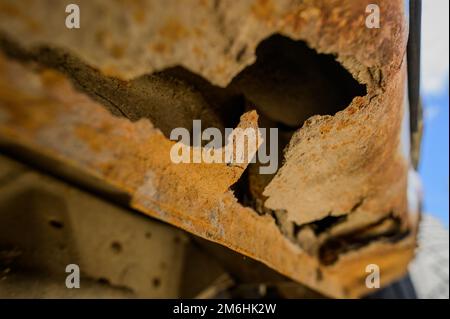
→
(0, 0, 420, 298)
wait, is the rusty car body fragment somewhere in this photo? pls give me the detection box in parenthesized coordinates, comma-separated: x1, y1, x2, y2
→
(0, 0, 420, 298)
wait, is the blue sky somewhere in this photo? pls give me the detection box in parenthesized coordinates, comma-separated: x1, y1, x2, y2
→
(419, 0, 449, 226)
(420, 78, 449, 226)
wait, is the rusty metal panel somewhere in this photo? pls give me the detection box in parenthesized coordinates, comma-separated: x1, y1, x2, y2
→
(0, 0, 419, 298)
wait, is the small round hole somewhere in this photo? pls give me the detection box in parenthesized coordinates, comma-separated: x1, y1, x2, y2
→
(98, 277, 110, 285)
(49, 220, 63, 229)
(110, 241, 122, 253)
(152, 277, 161, 288)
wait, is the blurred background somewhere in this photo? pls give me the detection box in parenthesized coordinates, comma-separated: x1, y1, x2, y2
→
(406, 0, 449, 299)
(419, 0, 449, 227)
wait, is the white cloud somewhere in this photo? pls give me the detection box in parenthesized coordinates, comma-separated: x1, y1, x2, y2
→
(420, 0, 449, 94)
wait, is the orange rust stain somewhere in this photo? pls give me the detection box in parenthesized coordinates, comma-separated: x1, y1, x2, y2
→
(95, 29, 110, 46)
(0, 2, 41, 32)
(0, 61, 56, 131)
(346, 106, 358, 115)
(193, 26, 204, 38)
(133, 10, 146, 24)
(336, 119, 352, 131)
(0, 86, 56, 132)
(214, 63, 226, 75)
(2, 101, 54, 129)
(320, 124, 332, 135)
(110, 43, 126, 59)
(94, 29, 127, 59)
(159, 19, 189, 41)
(40, 69, 67, 88)
(197, 0, 209, 7)
(151, 42, 168, 54)
(193, 46, 205, 59)
(75, 125, 105, 152)
(251, 0, 275, 22)
(280, 5, 320, 33)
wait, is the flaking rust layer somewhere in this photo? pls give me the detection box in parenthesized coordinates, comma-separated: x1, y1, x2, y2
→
(0, 0, 418, 297)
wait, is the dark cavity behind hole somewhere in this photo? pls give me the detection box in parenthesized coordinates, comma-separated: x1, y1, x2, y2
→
(230, 34, 367, 129)
(152, 277, 161, 288)
(49, 219, 63, 229)
(230, 34, 366, 213)
(110, 241, 122, 253)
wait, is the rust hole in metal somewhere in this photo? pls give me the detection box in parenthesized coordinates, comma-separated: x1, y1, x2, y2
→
(48, 219, 64, 229)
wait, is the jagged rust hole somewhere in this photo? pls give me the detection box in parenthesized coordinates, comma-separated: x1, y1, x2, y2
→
(230, 34, 367, 129)
(230, 34, 366, 208)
